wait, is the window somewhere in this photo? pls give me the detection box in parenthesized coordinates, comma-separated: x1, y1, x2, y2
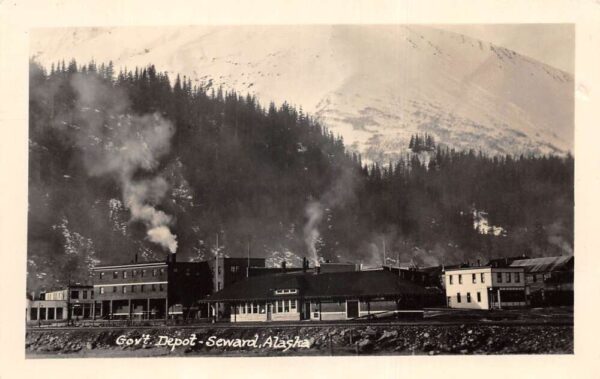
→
(231, 265, 240, 273)
(472, 273, 476, 283)
(277, 300, 283, 313)
(160, 268, 165, 275)
(70, 290, 79, 299)
(457, 293, 461, 303)
(56, 307, 63, 319)
(141, 270, 146, 277)
(91, 291, 94, 299)
(515, 273, 520, 283)
(140, 285, 145, 292)
(240, 304, 245, 314)
(481, 273, 485, 283)
(132, 269, 137, 277)
(217, 282, 221, 291)
(275, 289, 298, 295)
(123, 271, 128, 279)
(83, 290, 88, 299)
(506, 272, 511, 283)
(100, 287, 105, 294)
(284, 300, 290, 312)
(122, 286, 127, 294)
(458, 274, 462, 284)
(497, 272, 503, 283)
(449, 275, 453, 284)
(30, 308, 38, 320)
(131, 285, 136, 293)
(252, 303, 258, 313)
(533, 274, 537, 283)
(218, 266, 222, 275)
(159, 283, 164, 291)
(152, 284, 156, 291)
(99, 272, 105, 279)
(113, 286, 117, 293)
(48, 308, 55, 320)
(153, 269, 157, 277)
(477, 292, 481, 302)
(291, 300, 297, 310)
(466, 292, 471, 303)
(113, 271, 118, 279)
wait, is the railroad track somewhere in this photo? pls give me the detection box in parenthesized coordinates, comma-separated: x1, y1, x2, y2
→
(26, 318, 573, 331)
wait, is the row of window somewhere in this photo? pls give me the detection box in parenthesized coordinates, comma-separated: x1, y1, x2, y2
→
(98, 283, 165, 294)
(449, 273, 486, 285)
(99, 268, 166, 280)
(455, 292, 482, 303)
(235, 300, 298, 315)
(448, 272, 521, 285)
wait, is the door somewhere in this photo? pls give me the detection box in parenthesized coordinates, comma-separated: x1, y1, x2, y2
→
(267, 303, 272, 321)
(346, 300, 359, 319)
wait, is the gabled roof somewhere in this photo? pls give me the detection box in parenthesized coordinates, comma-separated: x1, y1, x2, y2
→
(204, 270, 431, 302)
(509, 256, 574, 273)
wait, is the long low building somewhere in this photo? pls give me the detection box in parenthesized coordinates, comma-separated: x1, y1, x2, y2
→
(509, 255, 573, 306)
(26, 285, 95, 323)
(203, 269, 440, 322)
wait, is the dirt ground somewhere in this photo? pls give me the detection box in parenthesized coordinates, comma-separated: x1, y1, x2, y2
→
(26, 321, 573, 357)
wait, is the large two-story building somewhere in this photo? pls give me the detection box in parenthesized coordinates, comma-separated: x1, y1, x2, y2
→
(91, 255, 212, 320)
(444, 266, 526, 309)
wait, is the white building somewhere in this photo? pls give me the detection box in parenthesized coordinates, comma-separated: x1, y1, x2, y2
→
(444, 266, 526, 310)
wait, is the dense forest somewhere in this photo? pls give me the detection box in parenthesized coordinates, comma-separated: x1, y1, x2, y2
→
(27, 60, 573, 290)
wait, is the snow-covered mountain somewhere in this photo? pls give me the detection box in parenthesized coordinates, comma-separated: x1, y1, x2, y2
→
(31, 25, 574, 161)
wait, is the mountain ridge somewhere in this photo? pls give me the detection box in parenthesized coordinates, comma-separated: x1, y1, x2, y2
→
(30, 25, 574, 163)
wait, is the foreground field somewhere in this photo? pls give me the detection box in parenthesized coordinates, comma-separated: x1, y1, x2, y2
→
(26, 321, 573, 357)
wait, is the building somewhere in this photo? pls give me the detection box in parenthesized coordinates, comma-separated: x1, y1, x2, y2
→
(26, 284, 95, 323)
(203, 269, 437, 322)
(207, 257, 267, 293)
(509, 256, 574, 306)
(444, 266, 526, 310)
(92, 254, 212, 320)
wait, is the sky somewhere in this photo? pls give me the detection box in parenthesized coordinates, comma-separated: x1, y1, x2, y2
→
(438, 24, 574, 74)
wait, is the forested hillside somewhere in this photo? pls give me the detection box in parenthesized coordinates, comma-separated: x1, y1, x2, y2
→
(27, 60, 573, 291)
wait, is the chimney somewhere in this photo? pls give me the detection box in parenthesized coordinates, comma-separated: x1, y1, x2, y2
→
(167, 253, 177, 264)
(281, 260, 287, 272)
(134, 253, 138, 264)
(302, 257, 309, 272)
(477, 259, 480, 267)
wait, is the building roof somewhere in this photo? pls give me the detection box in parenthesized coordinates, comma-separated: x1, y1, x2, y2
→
(509, 256, 573, 273)
(93, 260, 168, 270)
(204, 270, 432, 302)
(486, 255, 529, 267)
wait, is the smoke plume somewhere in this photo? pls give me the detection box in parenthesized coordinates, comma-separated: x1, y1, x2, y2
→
(302, 166, 356, 266)
(65, 74, 178, 253)
(303, 201, 324, 266)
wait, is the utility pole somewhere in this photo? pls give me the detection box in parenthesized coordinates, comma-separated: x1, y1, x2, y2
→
(382, 238, 386, 266)
(246, 237, 251, 278)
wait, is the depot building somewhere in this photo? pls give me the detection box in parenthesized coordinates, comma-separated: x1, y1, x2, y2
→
(202, 266, 441, 322)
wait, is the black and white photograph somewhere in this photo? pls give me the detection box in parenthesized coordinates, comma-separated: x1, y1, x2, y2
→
(22, 22, 576, 358)
(3, 2, 600, 377)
